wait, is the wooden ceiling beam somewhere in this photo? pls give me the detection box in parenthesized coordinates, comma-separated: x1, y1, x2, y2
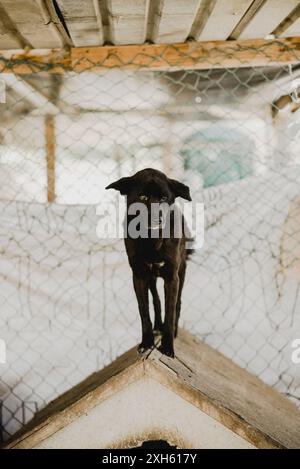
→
(0, 37, 300, 74)
(191, 0, 253, 42)
(55, 0, 104, 47)
(0, 0, 71, 49)
(272, 3, 300, 38)
(229, 0, 267, 40)
(107, 0, 149, 45)
(189, 0, 218, 41)
(233, 0, 300, 40)
(148, 0, 201, 44)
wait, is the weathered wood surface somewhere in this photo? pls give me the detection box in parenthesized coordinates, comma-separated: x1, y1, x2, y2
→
(148, 330, 300, 449)
(0, 49, 71, 74)
(0, 0, 70, 48)
(193, 0, 253, 42)
(276, 4, 300, 38)
(282, 16, 300, 38)
(236, 0, 300, 40)
(4, 329, 300, 449)
(107, 0, 149, 45)
(0, 2, 27, 49)
(1, 0, 300, 50)
(149, 0, 201, 44)
(71, 38, 300, 72)
(4, 346, 144, 449)
(56, 0, 104, 46)
(1, 37, 299, 75)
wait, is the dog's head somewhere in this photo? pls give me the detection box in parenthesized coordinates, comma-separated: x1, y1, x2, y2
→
(105, 168, 191, 230)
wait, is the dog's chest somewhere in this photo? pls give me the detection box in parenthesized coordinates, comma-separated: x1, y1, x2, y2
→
(139, 239, 166, 274)
(136, 239, 166, 277)
(146, 260, 165, 276)
(138, 238, 163, 258)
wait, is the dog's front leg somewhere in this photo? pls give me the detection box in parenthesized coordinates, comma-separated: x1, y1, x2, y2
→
(160, 274, 179, 357)
(133, 274, 154, 353)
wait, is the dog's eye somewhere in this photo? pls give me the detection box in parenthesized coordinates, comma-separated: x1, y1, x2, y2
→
(139, 195, 148, 201)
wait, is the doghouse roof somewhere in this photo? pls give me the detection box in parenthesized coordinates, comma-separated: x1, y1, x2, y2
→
(4, 329, 300, 449)
(0, 1, 299, 50)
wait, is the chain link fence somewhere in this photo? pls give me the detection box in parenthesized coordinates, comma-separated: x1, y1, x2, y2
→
(1, 46, 300, 441)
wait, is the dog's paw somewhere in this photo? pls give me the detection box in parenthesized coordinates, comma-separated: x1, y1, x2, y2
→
(138, 340, 154, 354)
(158, 343, 175, 358)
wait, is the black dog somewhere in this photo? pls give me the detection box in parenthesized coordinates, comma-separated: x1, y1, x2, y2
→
(106, 168, 192, 357)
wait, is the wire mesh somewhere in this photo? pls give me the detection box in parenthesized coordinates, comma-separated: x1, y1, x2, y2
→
(0, 47, 300, 441)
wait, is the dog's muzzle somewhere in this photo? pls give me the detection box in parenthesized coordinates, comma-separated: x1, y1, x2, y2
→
(149, 216, 163, 230)
(149, 209, 167, 230)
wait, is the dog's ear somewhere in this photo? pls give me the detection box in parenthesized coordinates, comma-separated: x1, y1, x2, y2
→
(105, 177, 133, 195)
(168, 178, 192, 201)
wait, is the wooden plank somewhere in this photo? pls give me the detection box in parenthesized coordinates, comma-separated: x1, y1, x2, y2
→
(4, 329, 300, 449)
(273, 4, 300, 37)
(149, 0, 201, 44)
(1, 37, 300, 74)
(107, 0, 149, 45)
(0, 2, 29, 49)
(230, 0, 267, 39)
(4, 347, 143, 449)
(189, 0, 217, 40)
(234, 0, 300, 40)
(148, 329, 300, 449)
(282, 17, 300, 37)
(0, 24, 24, 50)
(71, 37, 300, 72)
(55, 0, 104, 46)
(0, 49, 71, 74)
(45, 114, 56, 203)
(0, 0, 68, 48)
(196, 0, 253, 41)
